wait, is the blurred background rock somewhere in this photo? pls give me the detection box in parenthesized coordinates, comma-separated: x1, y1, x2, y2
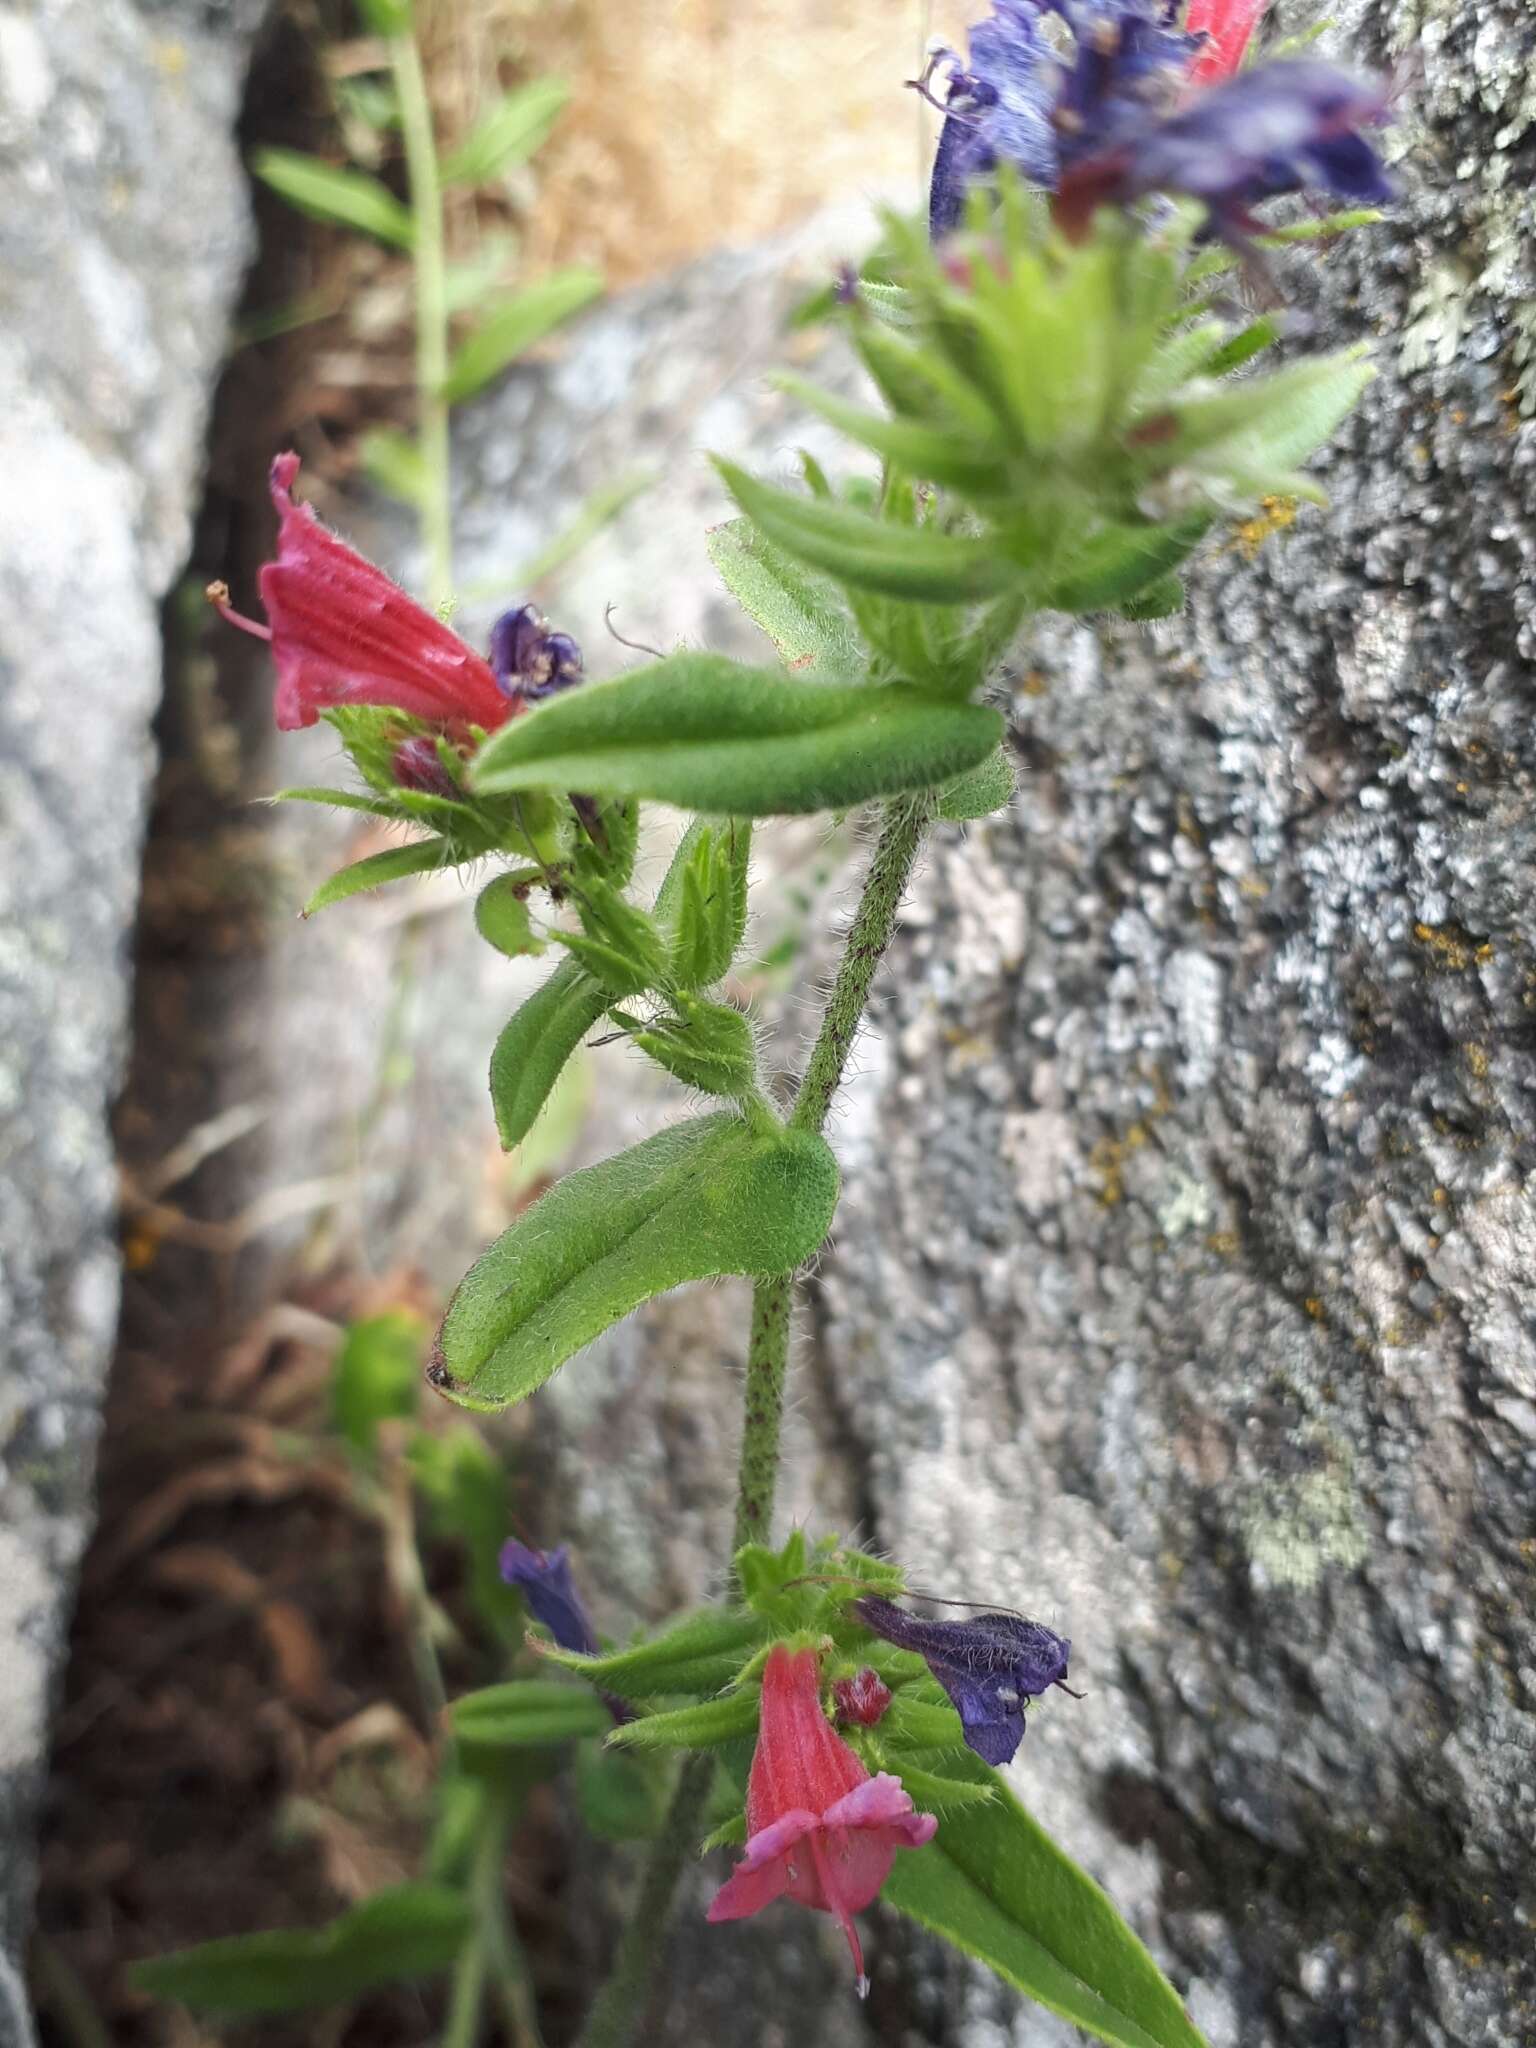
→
(3, 2, 1533, 2046)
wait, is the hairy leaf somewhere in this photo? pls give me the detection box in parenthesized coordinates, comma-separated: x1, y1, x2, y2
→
(471, 653, 1002, 817)
(937, 746, 1015, 822)
(717, 460, 1018, 604)
(304, 838, 462, 915)
(884, 1759, 1208, 2048)
(706, 517, 862, 679)
(431, 1113, 839, 1411)
(452, 1679, 614, 1747)
(535, 1607, 767, 1702)
(488, 959, 610, 1151)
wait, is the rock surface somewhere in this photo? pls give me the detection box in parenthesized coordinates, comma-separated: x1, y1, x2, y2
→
(0, 2, 260, 2039)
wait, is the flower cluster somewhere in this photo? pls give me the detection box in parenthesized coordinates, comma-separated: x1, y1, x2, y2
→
(924, 0, 1392, 248)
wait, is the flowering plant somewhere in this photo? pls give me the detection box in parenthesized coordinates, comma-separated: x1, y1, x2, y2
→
(137, 0, 1394, 2040)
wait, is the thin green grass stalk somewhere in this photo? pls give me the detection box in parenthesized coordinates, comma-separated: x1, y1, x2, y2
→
(389, 26, 454, 611)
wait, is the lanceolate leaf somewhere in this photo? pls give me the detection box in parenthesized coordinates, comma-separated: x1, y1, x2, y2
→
(441, 77, 570, 185)
(430, 1113, 839, 1411)
(470, 654, 1002, 817)
(451, 1679, 614, 1747)
(130, 1884, 470, 2015)
(1041, 516, 1211, 616)
(607, 1690, 761, 1752)
(705, 517, 862, 679)
(772, 374, 1011, 497)
(489, 958, 609, 1151)
(251, 149, 414, 248)
(717, 460, 1019, 604)
(883, 1759, 1208, 2048)
(535, 1607, 768, 1701)
(304, 838, 462, 915)
(442, 268, 602, 403)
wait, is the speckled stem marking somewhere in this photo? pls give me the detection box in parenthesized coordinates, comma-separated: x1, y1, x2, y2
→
(732, 793, 934, 1552)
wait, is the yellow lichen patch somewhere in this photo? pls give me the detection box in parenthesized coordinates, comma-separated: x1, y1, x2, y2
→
(1232, 495, 1298, 559)
(1413, 921, 1494, 972)
(1090, 1121, 1150, 1206)
(1019, 670, 1049, 698)
(1466, 1042, 1490, 1079)
(1304, 1297, 1328, 1324)
(1205, 1230, 1240, 1258)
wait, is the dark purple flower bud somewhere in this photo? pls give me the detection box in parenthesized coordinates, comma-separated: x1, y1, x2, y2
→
(488, 604, 549, 694)
(392, 735, 460, 799)
(1059, 57, 1394, 240)
(833, 1667, 894, 1728)
(854, 1594, 1071, 1768)
(499, 1539, 600, 1655)
(527, 630, 584, 702)
(488, 604, 586, 705)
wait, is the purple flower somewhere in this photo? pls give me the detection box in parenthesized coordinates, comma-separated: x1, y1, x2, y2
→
(489, 604, 585, 705)
(1057, 58, 1395, 244)
(499, 1540, 600, 1655)
(854, 1595, 1072, 1768)
(922, 1, 1392, 249)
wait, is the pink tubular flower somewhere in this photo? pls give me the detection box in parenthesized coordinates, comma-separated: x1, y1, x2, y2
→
(706, 1645, 936, 1995)
(1184, 0, 1268, 86)
(212, 453, 513, 734)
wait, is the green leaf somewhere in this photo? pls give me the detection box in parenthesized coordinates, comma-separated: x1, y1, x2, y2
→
(430, 1112, 839, 1411)
(442, 268, 603, 403)
(577, 1744, 671, 1841)
(130, 1884, 470, 2015)
(773, 374, 1011, 497)
(705, 516, 862, 679)
(628, 993, 758, 1097)
(1138, 349, 1374, 503)
(607, 1689, 760, 1752)
(251, 149, 414, 249)
(475, 874, 545, 959)
(1042, 516, 1211, 615)
(470, 653, 1003, 818)
(303, 837, 461, 915)
(1118, 575, 1185, 622)
(441, 77, 570, 185)
(452, 1679, 614, 1747)
(489, 959, 610, 1151)
(937, 746, 1015, 822)
(1199, 315, 1283, 380)
(717, 460, 1018, 604)
(272, 785, 406, 820)
(358, 426, 426, 506)
(333, 1311, 425, 1455)
(890, 1762, 999, 1812)
(408, 1422, 520, 1634)
(883, 1762, 1209, 2048)
(668, 822, 752, 988)
(559, 879, 670, 996)
(534, 1606, 767, 1701)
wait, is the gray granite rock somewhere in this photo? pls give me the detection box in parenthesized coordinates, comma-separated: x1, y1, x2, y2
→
(0, 2, 260, 2039)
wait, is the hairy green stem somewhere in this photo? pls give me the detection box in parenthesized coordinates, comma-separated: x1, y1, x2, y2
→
(575, 794, 934, 2047)
(572, 1755, 715, 2048)
(390, 28, 454, 612)
(734, 792, 934, 1549)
